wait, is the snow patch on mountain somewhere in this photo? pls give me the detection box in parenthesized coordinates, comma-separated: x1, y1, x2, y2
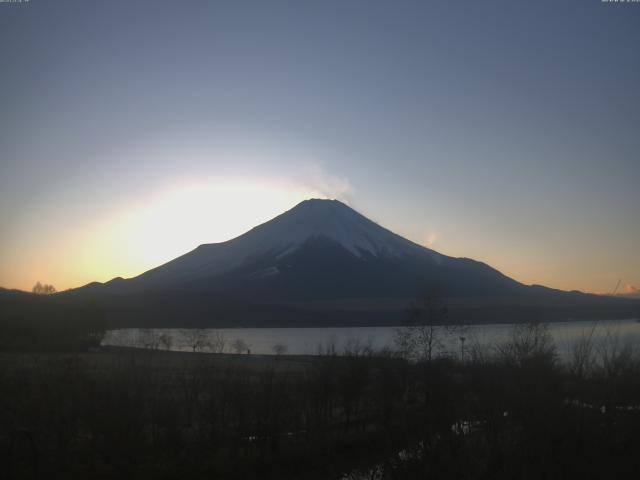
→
(247, 266, 280, 279)
(247, 199, 433, 258)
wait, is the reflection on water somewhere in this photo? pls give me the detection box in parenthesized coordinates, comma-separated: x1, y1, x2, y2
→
(102, 318, 640, 361)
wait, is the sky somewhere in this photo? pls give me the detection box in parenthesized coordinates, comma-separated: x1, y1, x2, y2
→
(1, 0, 639, 294)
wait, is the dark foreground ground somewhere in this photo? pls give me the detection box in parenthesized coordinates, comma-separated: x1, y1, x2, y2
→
(2, 335, 640, 480)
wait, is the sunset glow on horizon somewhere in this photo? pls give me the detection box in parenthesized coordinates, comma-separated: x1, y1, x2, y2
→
(0, 175, 347, 292)
(1, 175, 637, 295)
(1, 1, 638, 295)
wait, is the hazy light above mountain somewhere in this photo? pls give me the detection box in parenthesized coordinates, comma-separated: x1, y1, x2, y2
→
(23, 179, 344, 288)
(102, 180, 331, 267)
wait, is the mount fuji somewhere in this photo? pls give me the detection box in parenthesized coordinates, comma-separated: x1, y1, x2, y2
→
(71, 199, 637, 327)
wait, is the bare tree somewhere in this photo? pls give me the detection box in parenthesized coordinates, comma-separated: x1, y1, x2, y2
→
(394, 289, 451, 363)
(272, 343, 288, 357)
(570, 323, 598, 379)
(597, 329, 635, 380)
(181, 329, 209, 353)
(343, 336, 374, 357)
(32, 281, 56, 295)
(231, 338, 249, 354)
(137, 329, 160, 350)
(209, 331, 226, 353)
(159, 332, 173, 351)
(316, 335, 338, 356)
(496, 322, 556, 368)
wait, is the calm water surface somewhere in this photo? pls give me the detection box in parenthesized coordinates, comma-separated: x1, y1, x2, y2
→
(103, 318, 640, 360)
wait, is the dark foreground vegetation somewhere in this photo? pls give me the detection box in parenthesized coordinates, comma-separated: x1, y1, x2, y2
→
(0, 289, 105, 352)
(2, 323, 640, 480)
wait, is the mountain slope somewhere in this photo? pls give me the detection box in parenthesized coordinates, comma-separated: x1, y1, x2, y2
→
(70, 199, 638, 326)
(87, 199, 523, 298)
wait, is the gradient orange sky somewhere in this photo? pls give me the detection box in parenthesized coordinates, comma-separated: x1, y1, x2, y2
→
(1, 1, 638, 294)
(1, 170, 637, 295)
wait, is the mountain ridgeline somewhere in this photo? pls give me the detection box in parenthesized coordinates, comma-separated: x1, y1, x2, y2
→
(69, 199, 637, 327)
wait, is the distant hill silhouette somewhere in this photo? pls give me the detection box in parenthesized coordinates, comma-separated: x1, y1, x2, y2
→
(0, 287, 105, 351)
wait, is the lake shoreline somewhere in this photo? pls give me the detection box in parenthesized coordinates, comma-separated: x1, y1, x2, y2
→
(103, 318, 640, 359)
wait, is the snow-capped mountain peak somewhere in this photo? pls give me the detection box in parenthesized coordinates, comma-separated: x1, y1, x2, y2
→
(245, 199, 428, 258)
(133, 199, 439, 287)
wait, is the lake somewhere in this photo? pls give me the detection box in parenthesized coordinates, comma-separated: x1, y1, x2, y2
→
(102, 318, 640, 360)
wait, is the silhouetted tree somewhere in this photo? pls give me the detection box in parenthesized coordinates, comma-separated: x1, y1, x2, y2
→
(496, 321, 556, 368)
(232, 338, 249, 354)
(272, 343, 288, 356)
(137, 329, 160, 350)
(181, 328, 209, 352)
(209, 331, 227, 353)
(158, 332, 173, 351)
(32, 281, 56, 295)
(395, 289, 451, 362)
